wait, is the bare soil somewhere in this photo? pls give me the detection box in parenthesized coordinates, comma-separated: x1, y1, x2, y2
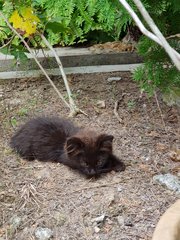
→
(0, 72, 179, 240)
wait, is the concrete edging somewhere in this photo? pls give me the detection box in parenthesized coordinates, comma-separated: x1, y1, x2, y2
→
(0, 47, 143, 79)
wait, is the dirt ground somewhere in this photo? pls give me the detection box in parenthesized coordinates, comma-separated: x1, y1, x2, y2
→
(0, 72, 179, 240)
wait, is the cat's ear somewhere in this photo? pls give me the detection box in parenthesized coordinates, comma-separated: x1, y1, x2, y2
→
(65, 137, 85, 155)
(97, 134, 114, 152)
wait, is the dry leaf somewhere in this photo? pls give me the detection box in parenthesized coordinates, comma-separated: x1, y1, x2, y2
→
(156, 143, 167, 152)
(169, 150, 180, 162)
(148, 131, 160, 138)
(139, 164, 150, 172)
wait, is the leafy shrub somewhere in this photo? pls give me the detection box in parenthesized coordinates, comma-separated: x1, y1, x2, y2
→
(34, 0, 133, 45)
(133, 0, 180, 95)
(0, 0, 132, 46)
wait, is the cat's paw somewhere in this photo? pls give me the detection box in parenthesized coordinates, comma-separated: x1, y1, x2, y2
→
(113, 162, 126, 172)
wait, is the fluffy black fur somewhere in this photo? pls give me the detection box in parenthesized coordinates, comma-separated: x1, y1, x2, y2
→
(10, 116, 125, 176)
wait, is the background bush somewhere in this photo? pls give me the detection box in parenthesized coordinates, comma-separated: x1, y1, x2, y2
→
(133, 0, 180, 95)
(0, 0, 132, 46)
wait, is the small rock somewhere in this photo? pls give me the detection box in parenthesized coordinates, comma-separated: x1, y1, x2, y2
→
(95, 236, 100, 240)
(54, 212, 66, 226)
(106, 218, 113, 225)
(96, 100, 106, 109)
(94, 226, 100, 233)
(91, 214, 106, 223)
(153, 173, 180, 193)
(107, 192, 115, 206)
(117, 216, 124, 226)
(107, 77, 122, 82)
(8, 99, 21, 106)
(124, 218, 133, 227)
(10, 216, 21, 229)
(144, 156, 150, 161)
(35, 227, 53, 240)
(77, 89, 82, 94)
(117, 186, 123, 192)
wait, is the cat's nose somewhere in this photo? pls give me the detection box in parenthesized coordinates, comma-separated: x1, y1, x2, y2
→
(90, 169, 95, 175)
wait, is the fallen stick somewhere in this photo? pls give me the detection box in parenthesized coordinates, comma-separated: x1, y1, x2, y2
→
(114, 100, 123, 123)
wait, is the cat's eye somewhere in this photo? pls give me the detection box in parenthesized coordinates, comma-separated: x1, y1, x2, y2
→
(80, 159, 89, 168)
(97, 152, 108, 168)
(77, 153, 88, 168)
(96, 156, 106, 167)
(96, 159, 104, 168)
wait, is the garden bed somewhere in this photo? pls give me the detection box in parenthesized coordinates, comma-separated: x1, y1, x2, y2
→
(0, 71, 179, 240)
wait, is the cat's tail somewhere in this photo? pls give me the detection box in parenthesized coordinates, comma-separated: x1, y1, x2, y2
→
(10, 132, 35, 161)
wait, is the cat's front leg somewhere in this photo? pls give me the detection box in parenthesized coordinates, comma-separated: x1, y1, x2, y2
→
(109, 155, 126, 172)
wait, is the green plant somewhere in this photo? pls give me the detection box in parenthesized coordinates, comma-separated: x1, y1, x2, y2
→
(33, 0, 132, 45)
(0, 0, 132, 48)
(18, 107, 28, 116)
(127, 99, 136, 109)
(133, 0, 180, 95)
(10, 117, 17, 127)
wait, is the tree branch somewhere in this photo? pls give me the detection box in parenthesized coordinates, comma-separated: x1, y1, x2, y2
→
(118, 0, 180, 71)
(166, 34, 180, 39)
(0, 35, 15, 50)
(132, 0, 180, 69)
(40, 34, 87, 116)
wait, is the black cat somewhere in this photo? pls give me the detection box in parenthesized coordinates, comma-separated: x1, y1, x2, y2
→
(10, 116, 125, 176)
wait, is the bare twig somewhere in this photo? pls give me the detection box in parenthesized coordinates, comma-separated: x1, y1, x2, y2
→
(40, 34, 87, 116)
(154, 91, 167, 132)
(0, 11, 71, 110)
(118, 0, 180, 70)
(0, 34, 15, 49)
(119, 0, 161, 45)
(114, 94, 125, 123)
(19, 183, 42, 209)
(166, 33, 180, 39)
(114, 100, 123, 123)
(63, 177, 131, 195)
(132, 0, 180, 69)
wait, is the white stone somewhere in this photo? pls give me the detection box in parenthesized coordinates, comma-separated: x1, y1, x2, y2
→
(91, 214, 106, 223)
(107, 77, 122, 82)
(153, 173, 180, 193)
(10, 216, 21, 228)
(94, 226, 100, 233)
(117, 186, 123, 192)
(117, 216, 125, 226)
(96, 100, 106, 109)
(35, 227, 53, 240)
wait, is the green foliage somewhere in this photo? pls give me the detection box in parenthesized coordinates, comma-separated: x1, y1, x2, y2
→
(0, 45, 28, 60)
(0, 1, 13, 45)
(132, 0, 180, 95)
(0, 0, 133, 63)
(0, 1, 3, 10)
(0, 0, 132, 47)
(33, 0, 130, 45)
